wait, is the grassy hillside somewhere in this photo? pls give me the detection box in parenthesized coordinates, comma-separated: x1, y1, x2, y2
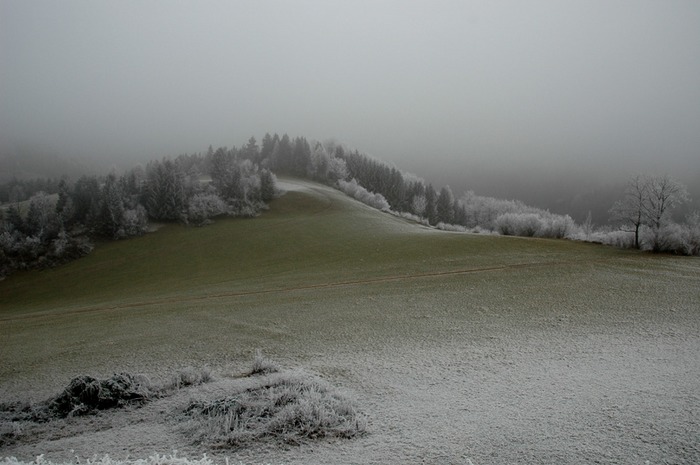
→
(0, 180, 623, 316)
(0, 179, 696, 395)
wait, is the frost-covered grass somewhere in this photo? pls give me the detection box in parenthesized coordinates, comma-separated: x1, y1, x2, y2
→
(0, 455, 256, 465)
(184, 369, 366, 448)
(1, 179, 699, 464)
(249, 350, 280, 376)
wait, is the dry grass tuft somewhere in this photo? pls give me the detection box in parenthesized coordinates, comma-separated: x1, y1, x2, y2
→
(249, 349, 281, 376)
(160, 367, 213, 393)
(184, 370, 366, 448)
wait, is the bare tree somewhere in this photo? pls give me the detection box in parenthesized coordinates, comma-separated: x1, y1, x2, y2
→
(610, 175, 647, 249)
(610, 174, 689, 250)
(644, 175, 690, 251)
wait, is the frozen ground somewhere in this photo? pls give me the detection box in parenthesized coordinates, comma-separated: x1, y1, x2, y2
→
(1, 180, 699, 464)
(3, 265, 699, 465)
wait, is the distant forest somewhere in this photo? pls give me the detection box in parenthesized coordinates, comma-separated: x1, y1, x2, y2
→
(1, 133, 698, 277)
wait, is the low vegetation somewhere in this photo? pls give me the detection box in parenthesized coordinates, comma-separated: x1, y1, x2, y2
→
(249, 349, 281, 376)
(184, 371, 366, 448)
(0, 367, 212, 435)
(1, 354, 364, 456)
(0, 454, 224, 465)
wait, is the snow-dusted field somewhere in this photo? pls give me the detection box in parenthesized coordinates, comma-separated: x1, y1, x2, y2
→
(2, 181, 699, 464)
(3, 259, 699, 465)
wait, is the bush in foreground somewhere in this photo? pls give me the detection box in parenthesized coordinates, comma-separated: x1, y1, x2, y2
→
(1, 368, 213, 424)
(45, 373, 152, 419)
(184, 370, 366, 448)
(0, 454, 231, 465)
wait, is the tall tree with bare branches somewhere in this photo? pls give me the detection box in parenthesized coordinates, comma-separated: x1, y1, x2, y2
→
(610, 175, 689, 250)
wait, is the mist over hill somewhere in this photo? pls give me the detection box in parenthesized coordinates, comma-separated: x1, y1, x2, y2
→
(0, 141, 127, 182)
(2, 1, 699, 218)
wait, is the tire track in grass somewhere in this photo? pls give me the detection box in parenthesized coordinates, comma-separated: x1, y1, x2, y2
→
(0, 258, 605, 322)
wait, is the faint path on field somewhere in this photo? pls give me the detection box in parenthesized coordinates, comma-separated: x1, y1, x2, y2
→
(0, 257, 604, 322)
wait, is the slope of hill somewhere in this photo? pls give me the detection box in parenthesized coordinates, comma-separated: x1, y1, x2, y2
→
(0, 179, 616, 319)
(1, 178, 699, 464)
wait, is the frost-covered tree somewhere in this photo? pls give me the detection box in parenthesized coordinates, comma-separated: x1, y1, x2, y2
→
(242, 136, 260, 162)
(145, 158, 187, 221)
(187, 192, 227, 226)
(424, 185, 438, 225)
(309, 142, 330, 180)
(609, 175, 647, 249)
(271, 134, 293, 173)
(610, 175, 689, 250)
(411, 194, 427, 218)
(210, 147, 243, 201)
(72, 175, 101, 226)
(25, 192, 60, 241)
(437, 186, 455, 225)
(260, 133, 277, 165)
(96, 173, 126, 238)
(327, 156, 348, 183)
(260, 168, 277, 202)
(643, 175, 690, 252)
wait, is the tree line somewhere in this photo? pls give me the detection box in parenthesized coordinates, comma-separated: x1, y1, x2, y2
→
(253, 133, 698, 254)
(0, 148, 278, 277)
(2, 132, 698, 278)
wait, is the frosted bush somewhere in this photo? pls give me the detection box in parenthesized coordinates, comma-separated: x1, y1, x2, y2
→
(392, 210, 430, 226)
(589, 229, 635, 248)
(538, 214, 576, 239)
(642, 222, 700, 255)
(184, 370, 366, 448)
(682, 212, 700, 255)
(187, 193, 227, 225)
(436, 222, 467, 232)
(496, 213, 543, 237)
(337, 179, 390, 211)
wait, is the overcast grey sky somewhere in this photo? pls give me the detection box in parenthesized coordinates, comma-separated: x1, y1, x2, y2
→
(1, 0, 699, 195)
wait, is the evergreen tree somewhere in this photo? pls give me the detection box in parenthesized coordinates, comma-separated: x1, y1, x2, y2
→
(242, 136, 260, 162)
(271, 134, 293, 173)
(437, 186, 455, 224)
(145, 159, 187, 221)
(260, 133, 275, 163)
(72, 176, 101, 225)
(291, 137, 311, 176)
(453, 199, 467, 226)
(425, 185, 438, 225)
(97, 173, 126, 238)
(260, 168, 277, 202)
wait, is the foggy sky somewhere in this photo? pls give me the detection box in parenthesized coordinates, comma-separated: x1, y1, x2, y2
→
(2, 1, 699, 206)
